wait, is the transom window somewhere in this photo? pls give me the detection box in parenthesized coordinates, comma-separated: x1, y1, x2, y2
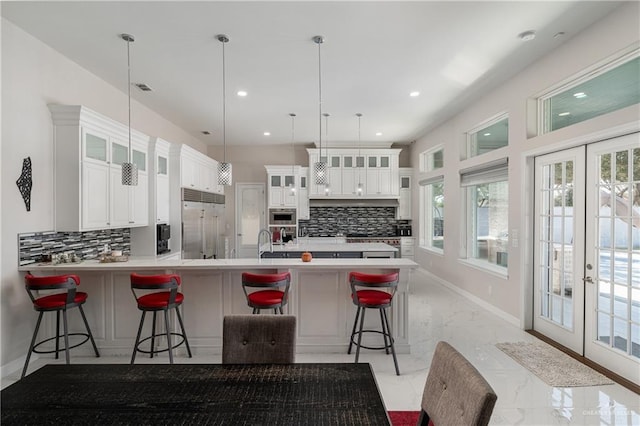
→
(465, 115, 508, 159)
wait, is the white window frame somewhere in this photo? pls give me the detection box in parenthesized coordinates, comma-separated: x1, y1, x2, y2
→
(464, 112, 508, 160)
(419, 175, 444, 253)
(459, 158, 509, 275)
(536, 46, 639, 135)
(419, 144, 444, 173)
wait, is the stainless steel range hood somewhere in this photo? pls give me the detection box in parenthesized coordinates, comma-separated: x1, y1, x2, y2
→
(309, 198, 399, 208)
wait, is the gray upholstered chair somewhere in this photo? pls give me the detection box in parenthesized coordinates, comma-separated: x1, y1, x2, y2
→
(418, 341, 497, 426)
(222, 314, 296, 364)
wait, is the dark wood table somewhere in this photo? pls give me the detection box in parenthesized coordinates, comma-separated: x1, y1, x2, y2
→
(2, 363, 391, 425)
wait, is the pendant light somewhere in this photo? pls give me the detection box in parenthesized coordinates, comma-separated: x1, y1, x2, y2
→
(356, 113, 364, 195)
(313, 35, 327, 185)
(217, 34, 232, 186)
(289, 113, 297, 195)
(323, 113, 330, 195)
(120, 33, 138, 186)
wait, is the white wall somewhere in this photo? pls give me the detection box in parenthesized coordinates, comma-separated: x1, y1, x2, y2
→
(410, 2, 639, 322)
(0, 19, 206, 368)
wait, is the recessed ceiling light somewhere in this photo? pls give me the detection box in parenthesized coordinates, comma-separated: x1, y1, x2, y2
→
(409, 91, 420, 97)
(554, 32, 566, 39)
(558, 112, 571, 116)
(263, 132, 271, 136)
(134, 83, 153, 92)
(573, 92, 587, 98)
(518, 30, 536, 41)
(376, 132, 382, 136)
(483, 133, 491, 136)
(201, 131, 211, 135)
(237, 90, 248, 97)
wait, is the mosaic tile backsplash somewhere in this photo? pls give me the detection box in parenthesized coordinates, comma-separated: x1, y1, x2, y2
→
(18, 228, 131, 266)
(298, 206, 400, 237)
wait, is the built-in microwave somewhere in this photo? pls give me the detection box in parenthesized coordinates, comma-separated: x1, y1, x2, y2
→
(269, 208, 296, 225)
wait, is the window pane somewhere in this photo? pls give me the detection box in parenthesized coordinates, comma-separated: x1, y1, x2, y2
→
(431, 182, 444, 250)
(432, 150, 443, 169)
(468, 117, 508, 158)
(546, 57, 640, 132)
(470, 180, 508, 267)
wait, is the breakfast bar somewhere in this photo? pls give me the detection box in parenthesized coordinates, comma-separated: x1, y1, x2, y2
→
(19, 257, 417, 357)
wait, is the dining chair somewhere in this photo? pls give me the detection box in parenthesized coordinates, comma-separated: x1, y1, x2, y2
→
(222, 314, 296, 364)
(418, 341, 497, 426)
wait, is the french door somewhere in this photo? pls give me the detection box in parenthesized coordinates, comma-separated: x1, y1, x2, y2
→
(235, 183, 266, 259)
(534, 133, 639, 383)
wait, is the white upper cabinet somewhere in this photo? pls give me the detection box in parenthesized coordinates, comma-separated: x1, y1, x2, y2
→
(298, 167, 310, 220)
(307, 148, 400, 198)
(49, 105, 149, 232)
(398, 168, 413, 220)
(266, 165, 299, 208)
(177, 144, 224, 194)
(155, 139, 171, 224)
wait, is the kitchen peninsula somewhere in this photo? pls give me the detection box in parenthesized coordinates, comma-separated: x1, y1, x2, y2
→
(20, 257, 417, 358)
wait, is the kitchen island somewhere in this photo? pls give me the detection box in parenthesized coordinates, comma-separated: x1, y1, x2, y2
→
(19, 257, 417, 358)
(262, 242, 398, 258)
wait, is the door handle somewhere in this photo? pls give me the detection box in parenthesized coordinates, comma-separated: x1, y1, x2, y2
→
(582, 276, 594, 283)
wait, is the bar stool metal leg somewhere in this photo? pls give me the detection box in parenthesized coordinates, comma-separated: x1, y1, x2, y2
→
(164, 308, 173, 364)
(382, 308, 400, 375)
(150, 311, 157, 359)
(78, 305, 100, 357)
(379, 309, 390, 355)
(55, 311, 60, 360)
(355, 307, 366, 364)
(62, 308, 70, 364)
(175, 307, 192, 358)
(348, 306, 361, 355)
(21, 312, 44, 379)
(131, 311, 146, 364)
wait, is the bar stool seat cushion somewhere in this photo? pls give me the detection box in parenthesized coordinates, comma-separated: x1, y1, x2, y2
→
(352, 290, 391, 306)
(247, 290, 285, 306)
(137, 291, 184, 309)
(34, 292, 88, 309)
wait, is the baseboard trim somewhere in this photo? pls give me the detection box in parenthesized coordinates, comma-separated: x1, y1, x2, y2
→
(415, 267, 520, 328)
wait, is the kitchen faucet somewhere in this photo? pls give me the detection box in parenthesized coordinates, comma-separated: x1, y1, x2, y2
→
(257, 228, 273, 259)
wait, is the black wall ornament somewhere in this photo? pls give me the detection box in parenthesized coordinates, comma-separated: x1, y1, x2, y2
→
(16, 157, 33, 212)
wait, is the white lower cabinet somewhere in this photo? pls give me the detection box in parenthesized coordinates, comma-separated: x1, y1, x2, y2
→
(400, 237, 415, 259)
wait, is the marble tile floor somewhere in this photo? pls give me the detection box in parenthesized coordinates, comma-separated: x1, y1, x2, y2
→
(3, 268, 638, 425)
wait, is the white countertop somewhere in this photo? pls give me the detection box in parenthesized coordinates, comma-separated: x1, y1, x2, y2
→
(19, 257, 417, 272)
(268, 242, 397, 253)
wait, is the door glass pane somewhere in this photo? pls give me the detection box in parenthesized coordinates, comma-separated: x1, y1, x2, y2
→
(380, 156, 389, 167)
(132, 150, 146, 171)
(112, 143, 128, 165)
(344, 156, 353, 168)
(356, 156, 365, 168)
(331, 156, 340, 167)
(158, 156, 168, 175)
(595, 146, 640, 359)
(271, 176, 281, 187)
(300, 176, 306, 188)
(401, 177, 410, 189)
(240, 188, 261, 247)
(284, 176, 295, 187)
(368, 156, 377, 167)
(85, 133, 107, 161)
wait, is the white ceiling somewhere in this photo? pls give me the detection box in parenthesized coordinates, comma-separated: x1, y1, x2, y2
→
(1, 1, 622, 148)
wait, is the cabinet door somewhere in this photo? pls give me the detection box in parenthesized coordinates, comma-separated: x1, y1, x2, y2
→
(110, 167, 131, 227)
(378, 168, 392, 195)
(283, 175, 297, 206)
(365, 169, 379, 195)
(156, 174, 170, 223)
(181, 156, 198, 189)
(83, 128, 109, 164)
(328, 157, 342, 195)
(342, 168, 359, 196)
(131, 173, 149, 226)
(199, 161, 213, 192)
(82, 162, 110, 229)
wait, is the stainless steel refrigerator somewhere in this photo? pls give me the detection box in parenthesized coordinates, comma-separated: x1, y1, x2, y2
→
(181, 189, 225, 259)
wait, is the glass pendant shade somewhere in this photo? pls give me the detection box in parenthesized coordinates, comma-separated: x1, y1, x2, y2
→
(314, 161, 327, 185)
(122, 162, 138, 186)
(218, 161, 232, 186)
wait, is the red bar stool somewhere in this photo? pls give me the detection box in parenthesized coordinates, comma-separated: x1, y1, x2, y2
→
(348, 271, 400, 375)
(130, 273, 192, 364)
(241, 272, 291, 314)
(22, 273, 100, 378)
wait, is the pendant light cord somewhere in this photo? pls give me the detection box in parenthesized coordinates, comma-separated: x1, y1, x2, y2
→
(127, 38, 132, 160)
(222, 39, 227, 163)
(290, 113, 296, 177)
(317, 39, 322, 156)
